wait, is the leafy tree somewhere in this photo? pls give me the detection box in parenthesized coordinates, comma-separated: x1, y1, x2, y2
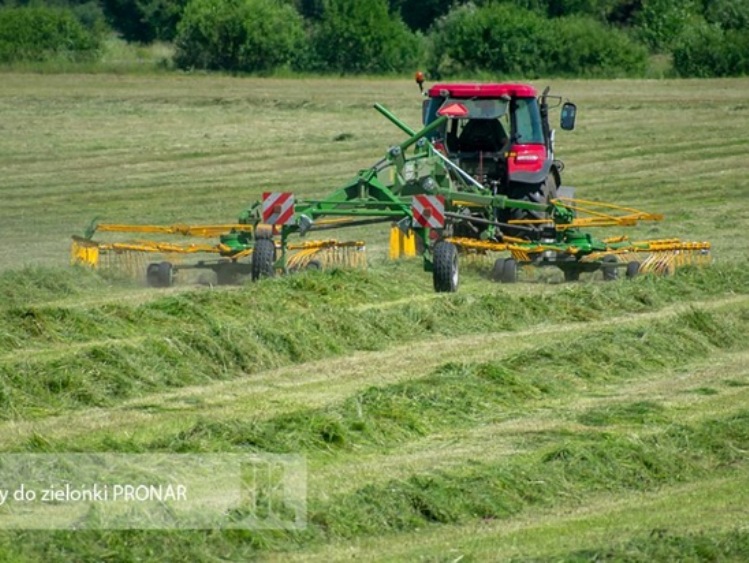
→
(634, 0, 699, 51)
(389, 0, 460, 31)
(100, 0, 189, 43)
(673, 19, 749, 76)
(0, 5, 102, 62)
(312, 0, 421, 73)
(429, 2, 647, 78)
(0, 0, 107, 33)
(428, 3, 549, 77)
(290, 0, 324, 19)
(174, 0, 305, 72)
(703, 0, 749, 30)
(549, 14, 648, 75)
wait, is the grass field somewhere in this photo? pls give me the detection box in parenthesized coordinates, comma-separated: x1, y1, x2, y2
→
(0, 73, 748, 561)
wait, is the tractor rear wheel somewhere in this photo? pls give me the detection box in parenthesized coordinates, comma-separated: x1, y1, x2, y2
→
(503, 174, 558, 237)
(252, 238, 276, 281)
(433, 241, 459, 293)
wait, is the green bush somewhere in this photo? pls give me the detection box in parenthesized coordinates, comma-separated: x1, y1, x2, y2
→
(311, 0, 422, 74)
(703, 0, 749, 31)
(549, 15, 648, 76)
(673, 20, 749, 77)
(0, 5, 102, 63)
(428, 3, 548, 76)
(173, 0, 304, 73)
(101, 0, 189, 43)
(634, 0, 699, 51)
(428, 3, 647, 78)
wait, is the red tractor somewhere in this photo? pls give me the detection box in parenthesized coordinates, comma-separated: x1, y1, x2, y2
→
(418, 75, 576, 236)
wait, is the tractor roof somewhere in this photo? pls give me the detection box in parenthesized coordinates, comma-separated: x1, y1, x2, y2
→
(428, 83, 537, 99)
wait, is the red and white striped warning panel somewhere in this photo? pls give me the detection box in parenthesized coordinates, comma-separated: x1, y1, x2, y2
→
(261, 192, 295, 225)
(412, 195, 445, 228)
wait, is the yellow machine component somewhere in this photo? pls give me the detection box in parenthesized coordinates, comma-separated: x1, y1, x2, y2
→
(287, 240, 367, 270)
(71, 236, 229, 265)
(583, 240, 712, 275)
(506, 197, 664, 229)
(71, 235, 367, 276)
(388, 226, 417, 259)
(94, 224, 254, 238)
(445, 235, 711, 276)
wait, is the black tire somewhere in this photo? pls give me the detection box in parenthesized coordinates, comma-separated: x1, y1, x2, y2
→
(625, 261, 640, 279)
(492, 258, 506, 282)
(433, 241, 459, 293)
(146, 261, 174, 288)
(502, 173, 558, 236)
(252, 238, 276, 281)
(500, 258, 517, 284)
(602, 254, 619, 281)
(563, 268, 580, 282)
(305, 259, 322, 271)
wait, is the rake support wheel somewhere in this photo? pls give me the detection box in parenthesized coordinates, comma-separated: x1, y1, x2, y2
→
(626, 261, 640, 279)
(602, 254, 619, 281)
(503, 258, 518, 283)
(146, 261, 174, 288)
(252, 238, 276, 281)
(433, 241, 459, 293)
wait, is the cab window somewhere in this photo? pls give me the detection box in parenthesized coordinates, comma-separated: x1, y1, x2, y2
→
(513, 97, 544, 144)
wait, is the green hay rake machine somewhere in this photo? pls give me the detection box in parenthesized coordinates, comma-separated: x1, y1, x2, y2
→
(73, 79, 710, 291)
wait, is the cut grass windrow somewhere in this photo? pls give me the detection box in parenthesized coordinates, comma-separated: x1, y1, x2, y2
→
(0, 263, 747, 420)
(3, 409, 747, 560)
(98, 304, 745, 456)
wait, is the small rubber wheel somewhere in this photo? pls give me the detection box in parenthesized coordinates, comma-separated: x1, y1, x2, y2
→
(492, 258, 506, 282)
(602, 254, 619, 281)
(625, 261, 640, 279)
(305, 260, 322, 271)
(563, 268, 580, 282)
(146, 263, 160, 287)
(252, 238, 276, 281)
(500, 258, 517, 284)
(146, 261, 174, 288)
(433, 241, 459, 293)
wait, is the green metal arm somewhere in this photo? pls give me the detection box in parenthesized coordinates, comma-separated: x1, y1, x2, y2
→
(374, 103, 416, 136)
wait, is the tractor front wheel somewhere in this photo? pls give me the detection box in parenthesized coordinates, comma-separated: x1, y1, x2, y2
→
(433, 241, 459, 293)
(252, 238, 276, 281)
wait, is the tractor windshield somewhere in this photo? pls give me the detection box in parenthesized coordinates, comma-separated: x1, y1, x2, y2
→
(438, 98, 509, 119)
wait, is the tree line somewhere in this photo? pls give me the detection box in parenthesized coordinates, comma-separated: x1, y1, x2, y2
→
(1, 0, 747, 77)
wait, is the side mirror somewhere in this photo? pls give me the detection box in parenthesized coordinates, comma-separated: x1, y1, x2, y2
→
(560, 102, 576, 131)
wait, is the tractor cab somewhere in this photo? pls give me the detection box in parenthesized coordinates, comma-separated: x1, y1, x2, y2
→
(417, 77, 576, 235)
(423, 83, 557, 191)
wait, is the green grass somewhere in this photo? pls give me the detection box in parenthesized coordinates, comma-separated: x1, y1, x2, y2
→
(0, 74, 748, 561)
